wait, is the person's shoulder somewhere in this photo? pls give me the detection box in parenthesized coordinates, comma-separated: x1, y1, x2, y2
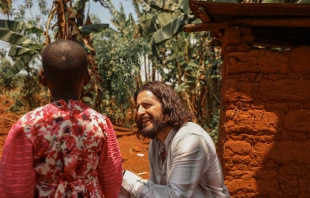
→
(173, 122, 217, 151)
(84, 108, 113, 128)
(92, 111, 110, 122)
(85, 107, 102, 115)
(80, 104, 106, 118)
(177, 122, 205, 135)
(19, 105, 46, 123)
(80, 103, 103, 115)
(182, 122, 202, 128)
(172, 122, 211, 143)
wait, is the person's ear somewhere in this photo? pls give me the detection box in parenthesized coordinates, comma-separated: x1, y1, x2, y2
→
(39, 70, 48, 86)
(83, 69, 91, 85)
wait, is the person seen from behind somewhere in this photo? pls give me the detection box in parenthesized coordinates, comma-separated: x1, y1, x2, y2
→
(119, 81, 230, 198)
(0, 39, 122, 197)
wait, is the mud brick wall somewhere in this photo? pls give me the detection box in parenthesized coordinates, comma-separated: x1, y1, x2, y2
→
(217, 26, 310, 198)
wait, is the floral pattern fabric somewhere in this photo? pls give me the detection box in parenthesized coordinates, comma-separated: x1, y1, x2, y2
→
(0, 100, 122, 198)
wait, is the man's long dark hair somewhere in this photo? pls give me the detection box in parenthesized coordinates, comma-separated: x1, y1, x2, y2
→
(134, 81, 194, 138)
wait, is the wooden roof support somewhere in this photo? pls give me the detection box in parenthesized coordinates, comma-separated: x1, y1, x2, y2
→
(183, 18, 310, 32)
(186, 1, 310, 46)
(197, 7, 212, 22)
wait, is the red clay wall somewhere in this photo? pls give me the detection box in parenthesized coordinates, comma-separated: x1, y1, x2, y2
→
(217, 26, 310, 198)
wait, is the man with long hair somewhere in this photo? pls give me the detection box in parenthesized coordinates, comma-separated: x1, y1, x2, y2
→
(120, 81, 230, 197)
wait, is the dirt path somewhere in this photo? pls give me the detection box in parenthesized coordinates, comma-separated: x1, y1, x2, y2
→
(0, 97, 21, 157)
(114, 126, 150, 179)
(0, 97, 150, 179)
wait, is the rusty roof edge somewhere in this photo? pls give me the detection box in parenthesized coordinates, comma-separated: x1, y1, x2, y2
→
(189, 0, 310, 22)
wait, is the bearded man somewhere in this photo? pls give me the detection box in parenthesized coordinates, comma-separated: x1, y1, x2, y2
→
(119, 81, 230, 198)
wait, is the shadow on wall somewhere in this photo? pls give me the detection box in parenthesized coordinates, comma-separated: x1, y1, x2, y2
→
(218, 45, 310, 198)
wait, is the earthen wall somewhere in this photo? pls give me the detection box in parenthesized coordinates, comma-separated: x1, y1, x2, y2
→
(218, 26, 310, 198)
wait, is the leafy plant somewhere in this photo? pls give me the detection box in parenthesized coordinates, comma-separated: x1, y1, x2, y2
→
(0, 19, 44, 79)
(0, 0, 112, 111)
(92, 1, 150, 126)
(135, 0, 223, 142)
(0, 57, 18, 96)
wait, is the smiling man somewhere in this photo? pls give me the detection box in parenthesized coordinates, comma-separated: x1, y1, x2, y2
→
(119, 81, 230, 198)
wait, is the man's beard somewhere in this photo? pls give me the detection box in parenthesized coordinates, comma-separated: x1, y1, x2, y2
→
(137, 116, 168, 139)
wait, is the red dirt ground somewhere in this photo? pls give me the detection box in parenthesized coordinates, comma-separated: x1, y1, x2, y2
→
(0, 95, 150, 179)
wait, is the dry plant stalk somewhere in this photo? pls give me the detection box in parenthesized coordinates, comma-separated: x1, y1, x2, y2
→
(44, 0, 104, 110)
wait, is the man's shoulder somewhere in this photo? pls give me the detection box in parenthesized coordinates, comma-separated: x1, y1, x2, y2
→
(174, 122, 216, 148)
(177, 122, 205, 135)
(172, 122, 212, 143)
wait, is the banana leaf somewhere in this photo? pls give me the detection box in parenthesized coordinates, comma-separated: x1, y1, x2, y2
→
(138, 16, 160, 36)
(138, 12, 181, 36)
(150, 0, 177, 11)
(0, 20, 44, 35)
(178, 0, 190, 14)
(166, 53, 177, 63)
(74, 0, 90, 12)
(4, 53, 35, 79)
(80, 23, 109, 36)
(150, 0, 190, 14)
(149, 13, 196, 55)
(0, 21, 42, 79)
(8, 45, 36, 57)
(153, 14, 195, 44)
(0, 29, 42, 52)
(157, 12, 182, 26)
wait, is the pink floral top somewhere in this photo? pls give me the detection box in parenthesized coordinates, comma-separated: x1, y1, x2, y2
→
(0, 100, 122, 198)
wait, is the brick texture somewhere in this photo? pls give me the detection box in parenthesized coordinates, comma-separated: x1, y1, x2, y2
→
(218, 26, 310, 198)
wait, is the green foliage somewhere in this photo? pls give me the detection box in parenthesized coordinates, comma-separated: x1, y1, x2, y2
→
(206, 109, 220, 144)
(0, 0, 48, 112)
(0, 1, 49, 80)
(136, 0, 196, 56)
(2, 0, 223, 143)
(9, 93, 26, 113)
(0, 19, 44, 110)
(0, 20, 43, 79)
(92, 2, 149, 126)
(0, 57, 18, 96)
(80, 24, 109, 36)
(135, 1, 222, 142)
(0, 0, 111, 112)
(9, 71, 49, 112)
